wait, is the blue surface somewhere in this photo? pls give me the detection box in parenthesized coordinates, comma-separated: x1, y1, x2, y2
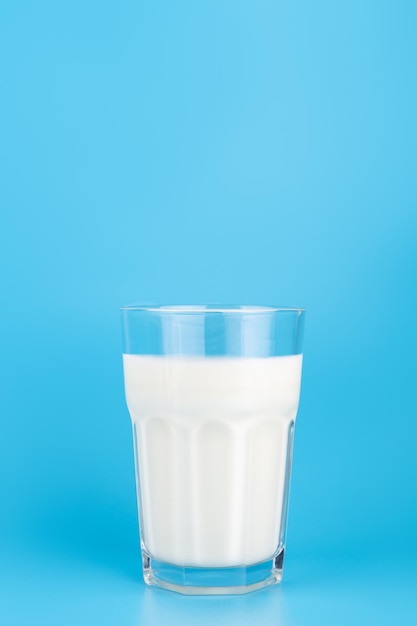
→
(1, 0, 417, 623)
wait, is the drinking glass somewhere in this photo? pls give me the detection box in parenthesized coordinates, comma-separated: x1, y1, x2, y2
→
(121, 305, 305, 594)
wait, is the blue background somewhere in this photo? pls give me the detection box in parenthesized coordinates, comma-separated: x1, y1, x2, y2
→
(1, 0, 416, 623)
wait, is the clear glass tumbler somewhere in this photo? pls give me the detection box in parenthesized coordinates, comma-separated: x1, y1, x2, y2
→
(121, 305, 305, 595)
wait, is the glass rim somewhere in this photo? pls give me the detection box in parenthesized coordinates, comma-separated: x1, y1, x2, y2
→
(120, 303, 305, 314)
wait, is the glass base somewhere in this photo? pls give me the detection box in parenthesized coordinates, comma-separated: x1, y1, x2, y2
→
(141, 547, 285, 595)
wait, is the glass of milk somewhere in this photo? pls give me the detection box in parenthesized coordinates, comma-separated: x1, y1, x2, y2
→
(121, 305, 305, 594)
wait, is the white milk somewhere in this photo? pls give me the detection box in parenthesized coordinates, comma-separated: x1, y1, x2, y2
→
(123, 354, 303, 568)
